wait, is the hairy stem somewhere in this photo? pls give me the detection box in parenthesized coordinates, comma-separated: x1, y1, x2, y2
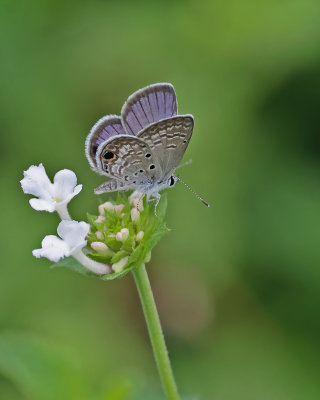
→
(132, 264, 180, 400)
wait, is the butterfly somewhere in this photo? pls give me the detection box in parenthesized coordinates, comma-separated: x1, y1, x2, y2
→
(85, 83, 209, 213)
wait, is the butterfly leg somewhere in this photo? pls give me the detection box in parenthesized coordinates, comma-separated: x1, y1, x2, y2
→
(147, 192, 161, 217)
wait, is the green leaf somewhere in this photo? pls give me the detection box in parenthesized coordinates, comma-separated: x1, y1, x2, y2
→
(100, 268, 131, 280)
(105, 237, 122, 252)
(111, 250, 130, 264)
(0, 333, 89, 400)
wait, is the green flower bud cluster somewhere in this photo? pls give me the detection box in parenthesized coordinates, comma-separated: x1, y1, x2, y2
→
(86, 192, 169, 280)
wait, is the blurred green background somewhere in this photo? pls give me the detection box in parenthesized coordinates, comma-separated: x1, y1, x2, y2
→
(1, 0, 320, 398)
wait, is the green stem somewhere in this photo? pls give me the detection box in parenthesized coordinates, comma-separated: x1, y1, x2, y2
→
(132, 264, 180, 400)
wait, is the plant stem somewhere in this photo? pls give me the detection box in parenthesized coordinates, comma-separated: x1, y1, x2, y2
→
(132, 264, 180, 400)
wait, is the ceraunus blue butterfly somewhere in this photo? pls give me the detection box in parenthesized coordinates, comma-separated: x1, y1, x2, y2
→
(85, 83, 209, 213)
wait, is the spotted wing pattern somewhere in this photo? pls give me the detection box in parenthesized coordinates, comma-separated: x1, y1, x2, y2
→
(137, 115, 194, 179)
(121, 83, 178, 135)
(97, 135, 162, 187)
(85, 115, 127, 171)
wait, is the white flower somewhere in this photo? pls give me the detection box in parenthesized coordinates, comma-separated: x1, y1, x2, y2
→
(33, 220, 110, 275)
(20, 164, 82, 216)
(33, 220, 89, 262)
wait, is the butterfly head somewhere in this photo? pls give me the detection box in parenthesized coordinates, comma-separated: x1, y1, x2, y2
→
(168, 175, 179, 188)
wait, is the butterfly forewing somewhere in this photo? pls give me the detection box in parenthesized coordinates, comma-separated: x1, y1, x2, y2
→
(85, 115, 127, 172)
(121, 83, 178, 135)
(137, 115, 194, 179)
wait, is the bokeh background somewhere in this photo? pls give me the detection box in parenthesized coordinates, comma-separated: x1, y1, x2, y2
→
(1, 0, 320, 398)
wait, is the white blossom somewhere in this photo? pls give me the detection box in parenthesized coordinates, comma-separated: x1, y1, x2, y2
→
(20, 164, 82, 218)
(33, 220, 110, 275)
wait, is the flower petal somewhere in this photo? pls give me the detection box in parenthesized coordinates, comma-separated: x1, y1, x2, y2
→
(32, 235, 69, 262)
(57, 220, 90, 250)
(20, 164, 53, 200)
(53, 169, 79, 201)
(56, 184, 82, 208)
(29, 198, 56, 212)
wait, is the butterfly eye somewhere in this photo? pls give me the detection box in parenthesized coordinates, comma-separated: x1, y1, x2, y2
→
(103, 150, 116, 161)
(169, 176, 175, 186)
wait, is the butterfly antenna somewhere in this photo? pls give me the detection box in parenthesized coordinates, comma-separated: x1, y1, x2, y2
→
(177, 176, 210, 207)
(176, 159, 193, 170)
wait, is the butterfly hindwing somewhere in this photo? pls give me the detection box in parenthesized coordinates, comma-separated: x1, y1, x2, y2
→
(96, 135, 162, 186)
(121, 83, 178, 135)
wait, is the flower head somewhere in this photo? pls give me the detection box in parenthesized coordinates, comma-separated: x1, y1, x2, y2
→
(85, 193, 169, 279)
(20, 164, 82, 214)
(33, 220, 89, 262)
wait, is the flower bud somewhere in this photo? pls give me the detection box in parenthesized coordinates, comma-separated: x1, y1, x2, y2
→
(112, 256, 129, 273)
(91, 242, 113, 256)
(144, 251, 151, 263)
(96, 231, 104, 240)
(95, 215, 105, 223)
(98, 201, 114, 215)
(130, 197, 144, 211)
(131, 208, 140, 222)
(136, 231, 144, 242)
(120, 228, 129, 241)
(114, 204, 124, 213)
(116, 228, 129, 242)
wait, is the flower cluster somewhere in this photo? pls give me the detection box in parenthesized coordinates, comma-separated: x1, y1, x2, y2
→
(21, 164, 168, 279)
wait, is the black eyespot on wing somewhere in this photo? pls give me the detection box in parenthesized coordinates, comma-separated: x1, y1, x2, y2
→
(139, 169, 143, 173)
(169, 176, 175, 186)
(103, 151, 115, 160)
(183, 140, 187, 144)
(104, 165, 109, 172)
(149, 164, 155, 170)
(145, 153, 151, 158)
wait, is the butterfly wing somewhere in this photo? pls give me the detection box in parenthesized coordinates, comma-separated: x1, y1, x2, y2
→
(121, 83, 178, 135)
(95, 135, 162, 191)
(85, 115, 128, 174)
(137, 115, 194, 179)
